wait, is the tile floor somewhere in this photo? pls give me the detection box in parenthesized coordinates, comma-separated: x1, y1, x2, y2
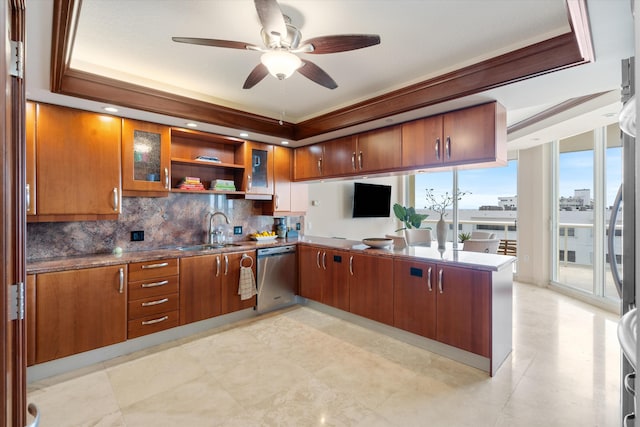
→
(26, 281, 621, 426)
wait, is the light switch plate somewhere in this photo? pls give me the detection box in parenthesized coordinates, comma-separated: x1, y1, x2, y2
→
(131, 230, 144, 241)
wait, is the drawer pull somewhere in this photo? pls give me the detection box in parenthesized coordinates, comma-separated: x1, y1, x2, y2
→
(141, 262, 169, 269)
(141, 315, 169, 326)
(141, 298, 169, 307)
(141, 280, 169, 288)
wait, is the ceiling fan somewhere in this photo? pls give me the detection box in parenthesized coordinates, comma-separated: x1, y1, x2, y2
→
(172, 0, 381, 90)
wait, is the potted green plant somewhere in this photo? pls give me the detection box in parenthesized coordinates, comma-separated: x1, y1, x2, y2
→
(393, 204, 431, 246)
(458, 231, 471, 243)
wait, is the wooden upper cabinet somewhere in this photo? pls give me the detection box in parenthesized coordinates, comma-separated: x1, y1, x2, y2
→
(26, 101, 36, 216)
(264, 145, 308, 215)
(237, 141, 274, 196)
(401, 114, 444, 168)
(35, 103, 122, 218)
(122, 119, 171, 196)
(322, 135, 358, 176)
(294, 144, 324, 180)
(356, 126, 402, 173)
(443, 102, 506, 166)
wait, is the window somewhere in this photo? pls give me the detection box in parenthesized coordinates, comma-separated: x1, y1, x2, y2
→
(567, 251, 576, 263)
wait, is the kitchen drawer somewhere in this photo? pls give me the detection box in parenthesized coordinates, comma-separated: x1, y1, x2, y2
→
(128, 292, 179, 320)
(127, 310, 180, 339)
(128, 275, 179, 300)
(128, 258, 179, 281)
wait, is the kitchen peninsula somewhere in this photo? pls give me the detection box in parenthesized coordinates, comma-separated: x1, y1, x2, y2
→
(26, 236, 515, 379)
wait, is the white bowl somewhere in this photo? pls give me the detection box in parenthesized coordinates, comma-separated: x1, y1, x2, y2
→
(362, 238, 393, 248)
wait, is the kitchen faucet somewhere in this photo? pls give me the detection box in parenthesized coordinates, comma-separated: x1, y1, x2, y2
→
(208, 211, 230, 244)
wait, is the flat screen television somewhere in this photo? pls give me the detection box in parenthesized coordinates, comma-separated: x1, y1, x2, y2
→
(352, 182, 391, 218)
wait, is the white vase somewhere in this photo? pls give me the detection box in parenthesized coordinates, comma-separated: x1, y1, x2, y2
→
(436, 215, 447, 249)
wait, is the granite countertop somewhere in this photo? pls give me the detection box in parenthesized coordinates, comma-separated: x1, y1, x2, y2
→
(26, 238, 300, 274)
(27, 235, 516, 274)
(298, 236, 516, 272)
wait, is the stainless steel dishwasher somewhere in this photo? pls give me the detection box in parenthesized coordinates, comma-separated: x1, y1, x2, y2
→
(256, 245, 297, 313)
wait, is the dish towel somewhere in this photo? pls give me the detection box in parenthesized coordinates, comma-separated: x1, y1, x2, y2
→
(238, 266, 257, 300)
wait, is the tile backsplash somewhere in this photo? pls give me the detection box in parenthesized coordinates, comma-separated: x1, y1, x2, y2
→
(27, 193, 303, 260)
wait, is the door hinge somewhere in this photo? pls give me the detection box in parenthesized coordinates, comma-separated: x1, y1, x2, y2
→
(9, 282, 25, 321)
(9, 40, 24, 79)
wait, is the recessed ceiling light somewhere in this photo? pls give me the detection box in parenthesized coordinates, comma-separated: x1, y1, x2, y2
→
(239, 132, 249, 138)
(103, 106, 118, 113)
(185, 122, 198, 128)
(281, 140, 289, 145)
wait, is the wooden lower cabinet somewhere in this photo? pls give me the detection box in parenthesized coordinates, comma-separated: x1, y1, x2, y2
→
(435, 264, 491, 357)
(34, 265, 127, 364)
(393, 259, 437, 339)
(180, 251, 256, 324)
(298, 245, 349, 311)
(393, 259, 491, 357)
(127, 258, 180, 339)
(348, 253, 394, 325)
(221, 251, 257, 315)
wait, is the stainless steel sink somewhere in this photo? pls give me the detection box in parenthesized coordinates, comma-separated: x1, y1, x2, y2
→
(177, 243, 242, 251)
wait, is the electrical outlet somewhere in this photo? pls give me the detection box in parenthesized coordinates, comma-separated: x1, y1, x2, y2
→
(296, 222, 301, 230)
(131, 230, 144, 241)
(233, 226, 243, 235)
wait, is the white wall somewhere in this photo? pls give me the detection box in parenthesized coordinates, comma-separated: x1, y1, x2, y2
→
(304, 176, 405, 240)
(515, 144, 551, 286)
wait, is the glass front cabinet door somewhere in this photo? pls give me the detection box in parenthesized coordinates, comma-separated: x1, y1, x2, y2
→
(239, 141, 273, 195)
(122, 119, 171, 195)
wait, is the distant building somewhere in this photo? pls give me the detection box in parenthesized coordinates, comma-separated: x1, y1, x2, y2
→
(560, 189, 593, 211)
(498, 196, 517, 210)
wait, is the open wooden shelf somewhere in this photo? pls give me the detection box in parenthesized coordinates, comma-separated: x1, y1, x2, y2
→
(170, 157, 244, 170)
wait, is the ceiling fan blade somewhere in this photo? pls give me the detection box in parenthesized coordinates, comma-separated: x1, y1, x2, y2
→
(243, 63, 269, 89)
(300, 35, 381, 54)
(298, 60, 337, 90)
(254, 0, 287, 40)
(172, 37, 261, 51)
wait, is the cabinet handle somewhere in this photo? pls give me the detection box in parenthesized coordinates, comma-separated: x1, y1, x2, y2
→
(358, 151, 363, 169)
(349, 256, 354, 276)
(141, 297, 169, 307)
(438, 269, 444, 294)
(141, 315, 169, 326)
(317, 157, 322, 174)
(26, 183, 30, 212)
(322, 251, 327, 270)
(141, 280, 169, 288)
(224, 255, 229, 275)
(216, 255, 221, 277)
(112, 187, 119, 212)
(316, 250, 321, 269)
(427, 267, 432, 291)
(435, 138, 441, 160)
(141, 262, 169, 269)
(625, 372, 636, 395)
(275, 194, 279, 210)
(247, 174, 252, 191)
(27, 403, 40, 427)
(118, 267, 124, 294)
(624, 413, 635, 427)
(351, 152, 356, 170)
(445, 136, 451, 159)
(164, 167, 169, 189)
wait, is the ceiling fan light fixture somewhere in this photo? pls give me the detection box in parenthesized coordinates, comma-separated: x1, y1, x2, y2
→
(260, 50, 301, 80)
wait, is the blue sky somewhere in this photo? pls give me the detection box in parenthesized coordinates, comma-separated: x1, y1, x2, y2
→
(414, 148, 623, 210)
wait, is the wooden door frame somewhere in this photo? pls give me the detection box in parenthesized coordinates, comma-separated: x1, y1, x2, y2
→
(2, 0, 27, 425)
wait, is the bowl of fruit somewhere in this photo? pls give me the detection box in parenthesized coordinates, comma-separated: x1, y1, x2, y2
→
(250, 231, 278, 242)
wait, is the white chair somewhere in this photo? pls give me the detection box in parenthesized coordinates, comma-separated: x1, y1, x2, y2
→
(471, 231, 496, 239)
(462, 238, 500, 254)
(403, 228, 432, 246)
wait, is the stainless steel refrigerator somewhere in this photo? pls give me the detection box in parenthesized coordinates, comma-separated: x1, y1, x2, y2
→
(611, 56, 636, 425)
